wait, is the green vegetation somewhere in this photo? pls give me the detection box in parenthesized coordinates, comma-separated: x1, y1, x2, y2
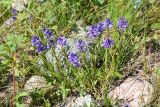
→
(0, 0, 160, 106)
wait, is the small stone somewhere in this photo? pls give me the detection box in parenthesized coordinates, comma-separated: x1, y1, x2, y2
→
(12, 3, 25, 12)
(65, 97, 76, 107)
(57, 95, 94, 107)
(24, 76, 47, 91)
(74, 95, 94, 107)
(84, 95, 94, 107)
(109, 76, 154, 107)
(12, 0, 29, 12)
(4, 18, 16, 26)
(75, 96, 86, 107)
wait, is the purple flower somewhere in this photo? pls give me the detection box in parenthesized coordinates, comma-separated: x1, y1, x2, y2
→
(12, 16, 17, 20)
(31, 36, 41, 46)
(88, 20, 111, 38)
(11, 9, 17, 20)
(42, 28, 55, 47)
(11, 8, 17, 15)
(31, 36, 49, 53)
(97, 21, 106, 32)
(118, 17, 128, 31)
(68, 53, 80, 67)
(76, 39, 87, 52)
(101, 38, 114, 48)
(43, 29, 54, 40)
(57, 36, 66, 46)
(88, 25, 101, 38)
(43, 43, 51, 50)
(36, 43, 51, 53)
(104, 18, 113, 29)
(35, 42, 45, 53)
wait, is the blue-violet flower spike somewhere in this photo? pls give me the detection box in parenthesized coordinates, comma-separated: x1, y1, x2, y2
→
(76, 39, 87, 52)
(118, 17, 128, 31)
(35, 43, 45, 53)
(97, 21, 106, 32)
(43, 29, 54, 40)
(88, 25, 100, 38)
(12, 16, 17, 20)
(68, 52, 80, 67)
(57, 36, 67, 46)
(101, 38, 114, 48)
(105, 18, 113, 29)
(31, 36, 41, 46)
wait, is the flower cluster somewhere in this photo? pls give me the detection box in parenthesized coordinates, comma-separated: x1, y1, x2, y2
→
(31, 36, 41, 46)
(87, 25, 100, 38)
(88, 18, 113, 38)
(11, 8, 17, 20)
(43, 29, 54, 40)
(118, 17, 128, 31)
(43, 28, 55, 47)
(11, 8, 17, 15)
(31, 17, 128, 67)
(57, 36, 67, 46)
(101, 38, 114, 48)
(68, 53, 80, 67)
(31, 36, 45, 53)
(66, 39, 87, 67)
(87, 17, 128, 48)
(105, 18, 113, 29)
(12, 16, 17, 20)
(76, 39, 87, 52)
(88, 17, 128, 38)
(31, 29, 55, 53)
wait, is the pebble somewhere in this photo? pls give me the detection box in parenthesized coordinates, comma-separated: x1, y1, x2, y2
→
(109, 76, 154, 107)
(24, 76, 47, 91)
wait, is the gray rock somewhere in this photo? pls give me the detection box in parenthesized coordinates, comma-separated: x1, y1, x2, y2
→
(12, 3, 26, 12)
(3, 18, 16, 26)
(64, 97, 76, 107)
(45, 36, 91, 71)
(75, 96, 86, 107)
(12, 0, 29, 12)
(109, 76, 154, 107)
(24, 76, 47, 91)
(75, 95, 94, 107)
(64, 95, 94, 107)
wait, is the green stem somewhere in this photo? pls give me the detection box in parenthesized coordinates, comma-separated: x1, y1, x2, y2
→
(106, 51, 115, 81)
(105, 49, 108, 74)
